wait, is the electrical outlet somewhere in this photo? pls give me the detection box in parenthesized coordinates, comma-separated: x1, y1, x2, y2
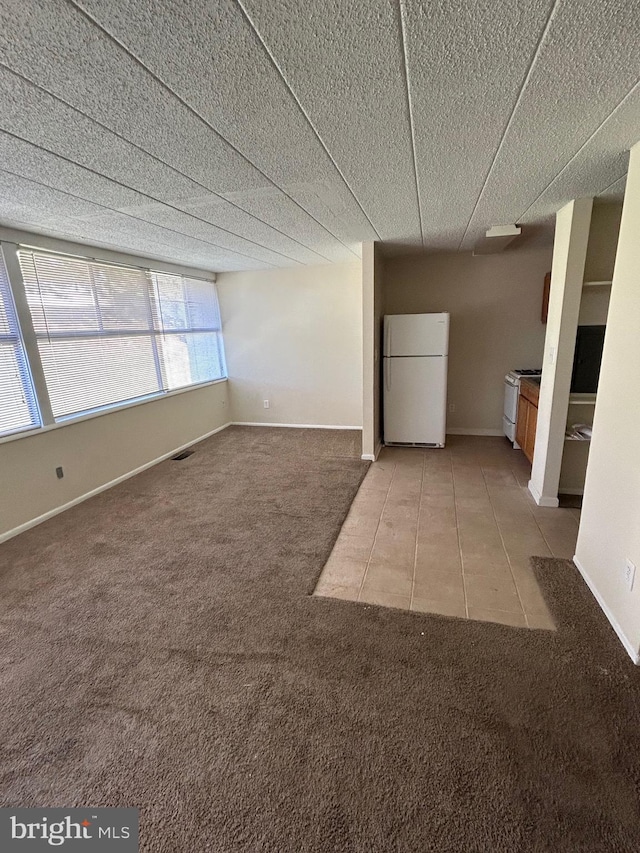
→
(549, 345, 556, 364)
(448, 403, 456, 413)
(625, 559, 636, 591)
(263, 400, 270, 409)
(55, 466, 64, 479)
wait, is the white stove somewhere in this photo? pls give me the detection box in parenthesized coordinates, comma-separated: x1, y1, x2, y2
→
(503, 369, 542, 446)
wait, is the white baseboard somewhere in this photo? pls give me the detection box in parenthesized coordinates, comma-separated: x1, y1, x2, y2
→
(573, 556, 640, 665)
(232, 421, 362, 430)
(361, 440, 383, 462)
(0, 421, 232, 545)
(528, 479, 559, 508)
(446, 428, 504, 437)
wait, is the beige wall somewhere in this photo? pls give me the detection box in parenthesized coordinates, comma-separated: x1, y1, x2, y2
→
(578, 202, 621, 327)
(583, 202, 623, 282)
(217, 262, 362, 428)
(383, 247, 551, 433)
(0, 382, 229, 540)
(362, 243, 384, 458)
(575, 144, 640, 662)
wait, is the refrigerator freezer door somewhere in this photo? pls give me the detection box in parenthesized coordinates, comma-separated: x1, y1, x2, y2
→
(383, 313, 449, 357)
(383, 356, 447, 445)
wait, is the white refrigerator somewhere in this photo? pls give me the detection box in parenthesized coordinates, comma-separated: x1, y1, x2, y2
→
(383, 313, 449, 447)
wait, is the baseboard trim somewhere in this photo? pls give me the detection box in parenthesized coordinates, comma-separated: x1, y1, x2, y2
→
(0, 421, 232, 545)
(446, 428, 504, 437)
(232, 421, 362, 430)
(528, 480, 559, 508)
(573, 556, 640, 665)
(362, 440, 383, 462)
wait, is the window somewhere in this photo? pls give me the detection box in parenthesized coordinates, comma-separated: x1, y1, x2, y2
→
(15, 248, 225, 422)
(0, 247, 40, 436)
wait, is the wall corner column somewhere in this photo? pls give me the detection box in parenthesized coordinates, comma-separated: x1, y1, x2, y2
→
(528, 197, 593, 507)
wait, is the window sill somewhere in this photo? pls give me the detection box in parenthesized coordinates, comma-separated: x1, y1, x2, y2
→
(0, 378, 228, 446)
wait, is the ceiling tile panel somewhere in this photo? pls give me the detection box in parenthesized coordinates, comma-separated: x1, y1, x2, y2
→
(598, 173, 627, 200)
(460, 0, 640, 248)
(228, 0, 421, 245)
(402, 0, 556, 250)
(0, 134, 302, 267)
(0, 69, 330, 265)
(220, 188, 358, 263)
(0, 171, 275, 270)
(0, 0, 275, 196)
(0, 5, 353, 264)
(69, 0, 377, 247)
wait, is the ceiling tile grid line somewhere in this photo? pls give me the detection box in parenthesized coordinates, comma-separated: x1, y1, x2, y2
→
(0, 166, 282, 268)
(398, 0, 425, 248)
(0, 64, 333, 266)
(457, 0, 562, 249)
(233, 0, 382, 241)
(0, 127, 311, 268)
(599, 173, 627, 196)
(0, 213, 260, 271)
(517, 77, 640, 221)
(68, 0, 360, 258)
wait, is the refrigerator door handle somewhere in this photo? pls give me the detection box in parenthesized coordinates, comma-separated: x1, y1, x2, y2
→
(385, 320, 391, 358)
(384, 357, 391, 392)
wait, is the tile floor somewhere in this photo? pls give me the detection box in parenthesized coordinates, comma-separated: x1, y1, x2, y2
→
(314, 436, 581, 629)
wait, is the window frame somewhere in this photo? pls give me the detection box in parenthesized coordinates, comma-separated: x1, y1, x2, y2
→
(0, 238, 226, 445)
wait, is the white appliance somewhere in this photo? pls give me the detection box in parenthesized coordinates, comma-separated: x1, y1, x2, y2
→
(383, 313, 449, 447)
(503, 369, 542, 447)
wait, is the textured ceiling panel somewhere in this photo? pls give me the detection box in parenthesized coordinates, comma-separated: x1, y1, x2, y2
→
(71, 0, 377, 247)
(401, 0, 556, 251)
(518, 82, 640, 223)
(0, 0, 638, 269)
(460, 0, 640, 249)
(0, 66, 329, 266)
(219, 187, 358, 263)
(0, 171, 274, 270)
(235, 0, 421, 246)
(598, 173, 627, 200)
(0, 134, 303, 267)
(0, 0, 272, 195)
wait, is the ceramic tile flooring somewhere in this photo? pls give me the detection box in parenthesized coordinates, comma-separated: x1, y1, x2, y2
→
(314, 436, 581, 629)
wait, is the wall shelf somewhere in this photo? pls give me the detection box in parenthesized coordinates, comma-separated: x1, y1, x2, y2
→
(569, 393, 597, 405)
(583, 280, 612, 288)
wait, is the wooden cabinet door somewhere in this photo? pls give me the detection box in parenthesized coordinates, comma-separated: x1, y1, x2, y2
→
(516, 395, 528, 450)
(524, 403, 538, 463)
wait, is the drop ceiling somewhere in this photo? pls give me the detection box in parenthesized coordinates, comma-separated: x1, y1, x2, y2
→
(0, 0, 636, 271)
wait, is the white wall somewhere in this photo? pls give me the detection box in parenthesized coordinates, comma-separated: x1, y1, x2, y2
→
(575, 143, 640, 662)
(529, 198, 593, 506)
(0, 382, 229, 541)
(217, 262, 363, 428)
(383, 247, 551, 434)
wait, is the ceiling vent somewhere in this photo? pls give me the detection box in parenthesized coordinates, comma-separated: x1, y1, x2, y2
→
(473, 224, 522, 255)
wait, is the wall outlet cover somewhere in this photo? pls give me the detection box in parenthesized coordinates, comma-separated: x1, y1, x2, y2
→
(625, 559, 636, 591)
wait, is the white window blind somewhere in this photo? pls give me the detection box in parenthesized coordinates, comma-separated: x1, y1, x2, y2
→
(18, 249, 225, 421)
(0, 247, 40, 436)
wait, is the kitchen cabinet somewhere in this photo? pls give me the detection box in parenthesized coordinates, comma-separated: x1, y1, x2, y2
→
(517, 379, 540, 464)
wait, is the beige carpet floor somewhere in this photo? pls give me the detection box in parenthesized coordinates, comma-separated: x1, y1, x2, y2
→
(0, 426, 639, 851)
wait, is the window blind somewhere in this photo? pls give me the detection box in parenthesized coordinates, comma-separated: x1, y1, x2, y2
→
(0, 247, 40, 436)
(18, 249, 225, 421)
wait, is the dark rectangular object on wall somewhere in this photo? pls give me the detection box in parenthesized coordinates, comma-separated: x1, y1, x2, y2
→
(571, 325, 606, 394)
